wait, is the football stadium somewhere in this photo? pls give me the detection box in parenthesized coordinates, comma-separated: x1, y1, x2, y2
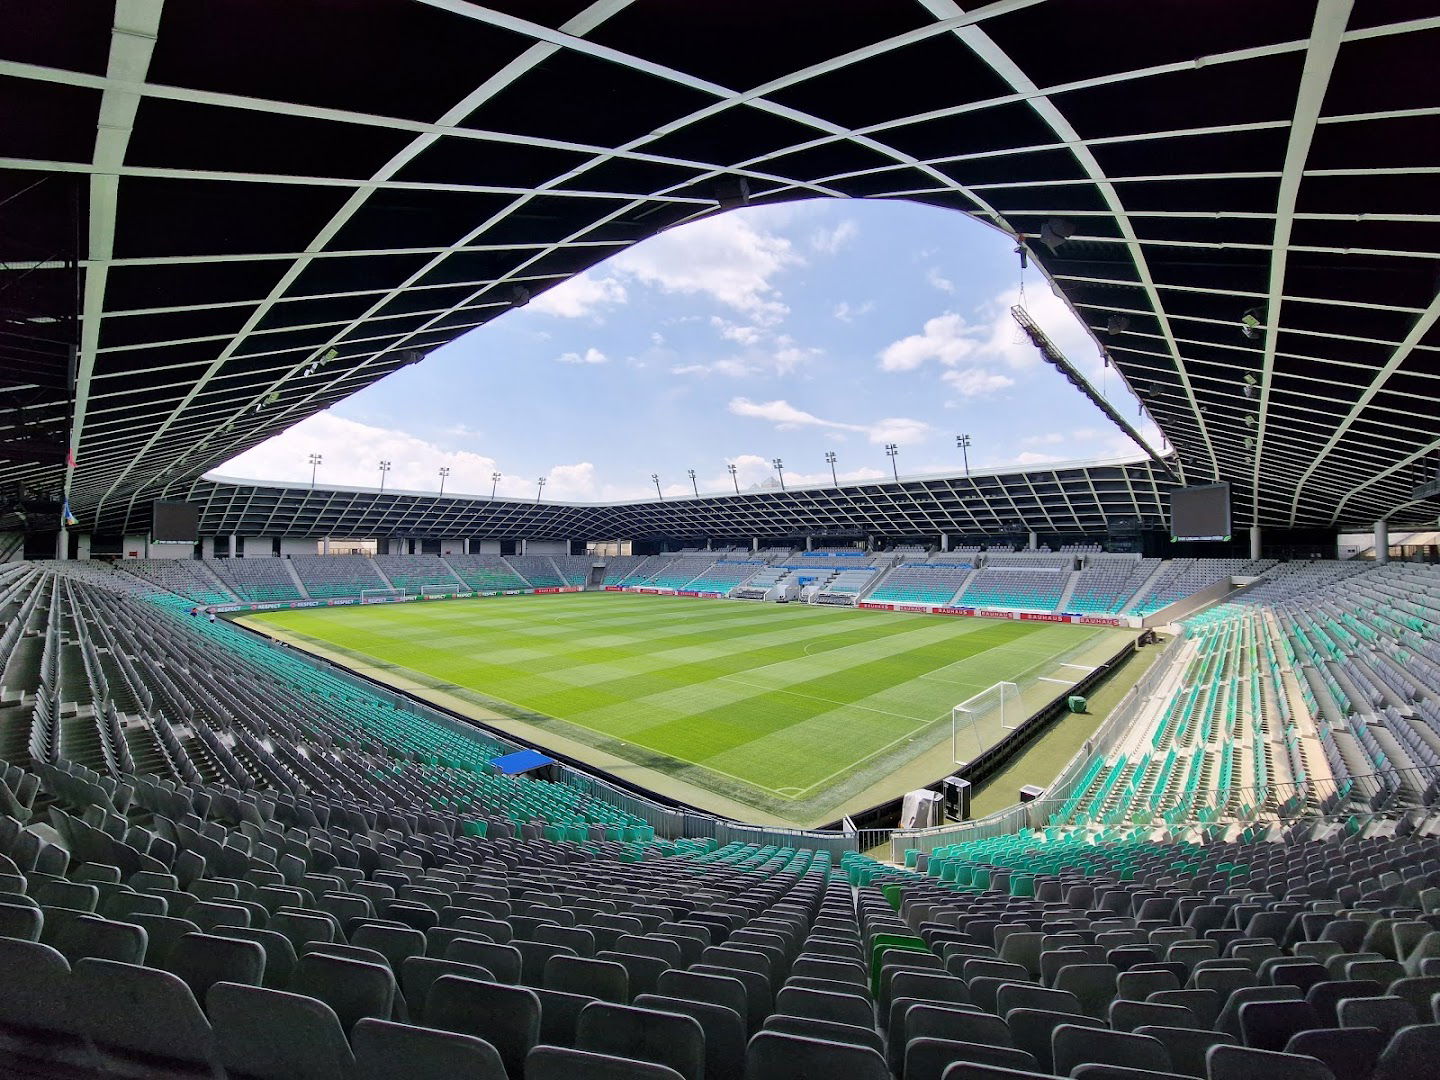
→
(2, 3, 1440, 1079)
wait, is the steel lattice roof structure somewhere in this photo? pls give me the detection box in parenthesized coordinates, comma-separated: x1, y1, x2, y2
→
(3, 0, 1439, 538)
(119, 454, 1170, 540)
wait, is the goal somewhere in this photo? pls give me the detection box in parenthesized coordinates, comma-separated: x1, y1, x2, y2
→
(359, 587, 405, 604)
(421, 583, 473, 600)
(952, 680, 1020, 766)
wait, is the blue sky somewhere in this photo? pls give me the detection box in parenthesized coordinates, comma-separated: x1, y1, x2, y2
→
(220, 199, 1163, 501)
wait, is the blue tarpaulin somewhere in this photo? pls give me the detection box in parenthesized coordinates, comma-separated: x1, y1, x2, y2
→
(490, 749, 556, 775)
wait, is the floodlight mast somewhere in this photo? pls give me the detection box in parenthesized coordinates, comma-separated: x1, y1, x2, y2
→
(772, 458, 785, 491)
(652, 473, 663, 500)
(535, 477, 546, 502)
(727, 463, 739, 494)
(377, 460, 391, 494)
(885, 444, 899, 482)
(308, 452, 323, 489)
(490, 472, 500, 499)
(825, 451, 837, 486)
(687, 469, 698, 497)
(956, 434, 971, 476)
(437, 466, 450, 495)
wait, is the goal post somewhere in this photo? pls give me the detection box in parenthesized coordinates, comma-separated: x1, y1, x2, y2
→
(359, 587, 405, 603)
(952, 680, 1020, 766)
(421, 583, 472, 599)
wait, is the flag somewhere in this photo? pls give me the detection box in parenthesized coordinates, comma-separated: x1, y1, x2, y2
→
(62, 501, 78, 527)
(65, 448, 76, 468)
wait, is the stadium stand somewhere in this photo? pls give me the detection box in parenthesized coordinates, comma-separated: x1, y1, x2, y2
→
(289, 556, 390, 599)
(505, 556, 566, 588)
(600, 556, 649, 585)
(731, 566, 791, 600)
(683, 559, 765, 595)
(210, 558, 305, 603)
(550, 556, 597, 586)
(812, 566, 885, 606)
(958, 555, 1074, 613)
(1067, 556, 1162, 615)
(119, 561, 237, 606)
(867, 563, 974, 606)
(372, 555, 465, 592)
(1126, 559, 1276, 616)
(441, 555, 531, 592)
(3, 558, 1440, 1080)
(641, 556, 720, 590)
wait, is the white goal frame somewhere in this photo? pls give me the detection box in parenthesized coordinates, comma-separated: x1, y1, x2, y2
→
(421, 583, 473, 599)
(952, 680, 1020, 766)
(359, 587, 405, 603)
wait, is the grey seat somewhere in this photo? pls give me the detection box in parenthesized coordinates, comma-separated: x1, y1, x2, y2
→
(1206, 1044, 1337, 1080)
(351, 923, 427, 973)
(525, 1045, 685, 1080)
(0, 899, 42, 941)
(1336, 994, 1418, 1039)
(546, 954, 630, 1004)
(742, 1029, 889, 1080)
(774, 984, 873, 1028)
(291, 952, 396, 1033)
(167, 931, 266, 1001)
(69, 957, 214, 1073)
(424, 974, 539, 1080)
(212, 926, 298, 989)
(1370, 1024, 1440, 1080)
(689, 963, 772, 1032)
(904, 1037, 1037, 1080)
(635, 992, 745, 1080)
(351, 1016, 506, 1080)
(576, 1001, 705, 1080)
(129, 913, 200, 968)
(1053, 1024, 1170, 1074)
(533, 985, 600, 1047)
(1110, 999, 1198, 1032)
(1053, 963, 1120, 1019)
(0, 938, 71, 1037)
(765, 1012, 884, 1054)
(1284, 1027, 1386, 1080)
(52, 913, 147, 966)
(1238, 998, 1322, 1052)
(209, 980, 353, 1080)
(996, 982, 1084, 1020)
(1007, 1007, 1104, 1073)
(597, 949, 669, 999)
(657, 967, 752, 1032)
(1135, 1025, 1237, 1078)
(401, 956, 496, 1022)
(1216, 985, 1302, 1042)
(446, 938, 523, 984)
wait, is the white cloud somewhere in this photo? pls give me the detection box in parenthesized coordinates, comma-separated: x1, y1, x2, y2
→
(702, 453, 886, 494)
(1015, 451, 1062, 465)
(809, 219, 858, 255)
(926, 266, 955, 294)
(671, 358, 754, 378)
(611, 213, 800, 325)
(710, 317, 763, 346)
(833, 300, 874, 323)
(213, 412, 659, 501)
(878, 313, 979, 372)
(528, 271, 627, 318)
(942, 367, 1015, 397)
(1021, 432, 1065, 446)
(727, 397, 930, 446)
(556, 347, 607, 365)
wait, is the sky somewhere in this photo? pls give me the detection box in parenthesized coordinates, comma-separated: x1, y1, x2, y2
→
(218, 199, 1165, 502)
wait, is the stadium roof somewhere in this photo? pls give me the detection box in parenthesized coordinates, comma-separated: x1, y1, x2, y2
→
(3, 0, 1439, 534)
(137, 455, 1173, 540)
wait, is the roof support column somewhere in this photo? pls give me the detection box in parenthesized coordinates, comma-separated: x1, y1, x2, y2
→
(1375, 520, 1389, 565)
(1250, 525, 1263, 561)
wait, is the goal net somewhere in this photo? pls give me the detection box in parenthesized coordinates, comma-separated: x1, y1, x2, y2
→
(952, 680, 1020, 766)
(359, 587, 405, 603)
(421, 583, 473, 599)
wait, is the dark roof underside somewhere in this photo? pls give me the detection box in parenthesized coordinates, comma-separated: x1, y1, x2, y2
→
(2, 0, 1438, 533)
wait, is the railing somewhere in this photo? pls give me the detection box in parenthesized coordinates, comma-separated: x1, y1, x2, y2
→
(890, 762, 1440, 862)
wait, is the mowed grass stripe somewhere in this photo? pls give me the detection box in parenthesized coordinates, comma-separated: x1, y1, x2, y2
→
(250, 594, 1121, 809)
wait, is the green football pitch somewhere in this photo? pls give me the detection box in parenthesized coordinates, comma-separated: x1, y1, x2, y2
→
(245, 592, 1130, 824)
